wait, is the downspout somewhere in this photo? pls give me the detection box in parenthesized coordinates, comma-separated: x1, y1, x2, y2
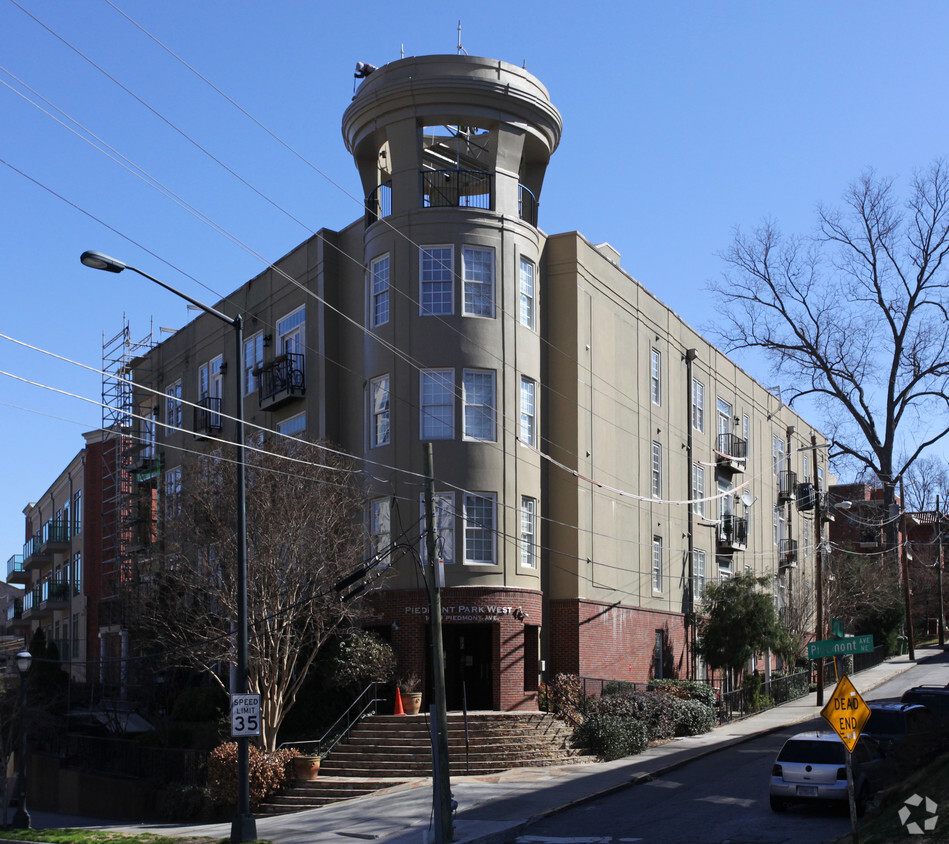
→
(685, 349, 697, 680)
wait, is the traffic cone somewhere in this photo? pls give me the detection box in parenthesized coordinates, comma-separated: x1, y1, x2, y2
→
(394, 687, 404, 715)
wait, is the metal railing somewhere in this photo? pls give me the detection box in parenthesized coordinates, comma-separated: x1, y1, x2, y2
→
(258, 352, 306, 405)
(365, 180, 392, 225)
(6, 554, 23, 579)
(23, 532, 42, 560)
(43, 518, 71, 545)
(280, 681, 386, 758)
(719, 515, 748, 549)
(716, 432, 747, 462)
(779, 470, 798, 502)
(717, 670, 810, 724)
(194, 396, 222, 434)
(421, 169, 492, 210)
(518, 183, 537, 226)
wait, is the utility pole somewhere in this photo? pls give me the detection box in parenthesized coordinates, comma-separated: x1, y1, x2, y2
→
(899, 476, 915, 660)
(938, 496, 945, 647)
(424, 444, 452, 844)
(812, 433, 825, 707)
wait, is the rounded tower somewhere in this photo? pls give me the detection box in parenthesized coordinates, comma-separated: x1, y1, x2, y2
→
(343, 55, 561, 711)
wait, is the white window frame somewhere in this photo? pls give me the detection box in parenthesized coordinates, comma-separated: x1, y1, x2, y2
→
(464, 492, 497, 565)
(519, 376, 536, 447)
(420, 369, 454, 440)
(693, 463, 705, 517)
(462, 245, 495, 317)
(420, 246, 454, 316)
(519, 256, 536, 330)
(650, 348, 661, 405)
(277, 412, 306, 437)
(693, 549, 706, 600)
(772, 434, 785, 476)
(209, 354, 224, 428)
(371, 254, 390, 327)
(692, 379, 705, 432)
(165, 380, 182, 431)
(370, 497, 390, 556)
(244, 332, 264, 395)
(165, 466, 182, 515)
(520, 496, 537, 569)
(370, 374, 390, 448)
(652, 536, 663, 592)
(652, 441, 662, 498)
(463, 369, 496, 441)
(278, 306, 306, 358)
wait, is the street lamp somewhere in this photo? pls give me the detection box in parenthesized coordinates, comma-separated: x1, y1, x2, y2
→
(12, 650, 32, 829)
(81, 250, 256, 844)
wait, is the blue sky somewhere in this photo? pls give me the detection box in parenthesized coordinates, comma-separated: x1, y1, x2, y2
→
(3, 0, 949, 568)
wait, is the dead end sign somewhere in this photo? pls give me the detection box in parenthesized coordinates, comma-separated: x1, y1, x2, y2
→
(820, 675, 870, 753)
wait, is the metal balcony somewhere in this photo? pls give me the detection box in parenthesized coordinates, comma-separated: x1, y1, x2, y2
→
(717, 514, 748, 551)
(421, 169, 492, 211)
(23, 532, 49, 569)
(7, 598, 28, 628)
(778, 471, 798, 503)
(6, 553, 27, 584)
(715, 433, 747, 474)
(194, 396, 223, 437)
(42, 519, 71, 552)
(365, 180, 392, 226)
(779, 538, 798, 568)
(257, 353, 306, 410)
(518, 183, 538, 226)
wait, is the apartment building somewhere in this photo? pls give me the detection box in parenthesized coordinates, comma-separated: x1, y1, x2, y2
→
(35, 54, 830, 709)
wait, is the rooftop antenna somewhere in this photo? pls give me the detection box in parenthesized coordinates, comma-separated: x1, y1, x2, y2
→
(457, 21, 468, 55)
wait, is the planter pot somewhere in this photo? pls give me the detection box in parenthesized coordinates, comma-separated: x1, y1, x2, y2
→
(292, 755, 321, 781)
(402, 691, 423, 715)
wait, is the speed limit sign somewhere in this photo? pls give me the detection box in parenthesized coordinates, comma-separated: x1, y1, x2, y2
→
(231, 693, 261, 737)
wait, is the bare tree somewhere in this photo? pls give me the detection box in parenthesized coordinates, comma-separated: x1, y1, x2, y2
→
(823, 550, 903, 647)
(126, 434, 374, 749)
(712, 162, 949, 555)
(902, 454, 949, 512)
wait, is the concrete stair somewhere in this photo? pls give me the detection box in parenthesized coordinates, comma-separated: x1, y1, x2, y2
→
(257, 711, 594, 816)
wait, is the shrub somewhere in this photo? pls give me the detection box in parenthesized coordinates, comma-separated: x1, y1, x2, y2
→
(328, 630, 397, 691)
(547, 674, 588, 727)
(206, 742, 299, 807)
(671, 698, 716, 736)
(648, 679, 717, 708)
(593, 690, 676, 742)
(602, 679, 640, 696)
(574, 712, 649, 761)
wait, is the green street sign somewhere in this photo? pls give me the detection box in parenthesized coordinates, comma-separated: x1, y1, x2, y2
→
(808, 634, 874, 660)
(831, 617, 845, 638)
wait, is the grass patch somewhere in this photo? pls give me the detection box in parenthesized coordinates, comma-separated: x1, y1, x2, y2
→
(0, 833, 271, 844)
(842, 751, 949, 844)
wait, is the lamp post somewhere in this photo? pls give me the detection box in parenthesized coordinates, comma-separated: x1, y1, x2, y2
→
(81, 250, 256, 843)
(12, 650, 32, 829)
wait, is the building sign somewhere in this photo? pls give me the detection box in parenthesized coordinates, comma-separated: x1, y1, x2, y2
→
(405, 604, 520, 622)
(820, 675, 870, 753)
(231, 693, 261, 737)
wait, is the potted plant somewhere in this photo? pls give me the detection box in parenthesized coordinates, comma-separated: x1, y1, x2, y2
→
(399, 673, 423, 715)
(290, 748, 322, 781)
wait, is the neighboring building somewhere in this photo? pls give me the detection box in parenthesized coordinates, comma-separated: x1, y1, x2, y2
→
(58, 55, 831, 707)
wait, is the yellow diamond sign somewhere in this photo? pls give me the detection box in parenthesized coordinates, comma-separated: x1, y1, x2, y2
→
(820, 675, 870, 753)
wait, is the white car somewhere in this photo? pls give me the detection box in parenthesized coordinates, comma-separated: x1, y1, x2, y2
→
(769, 731, 887, 816)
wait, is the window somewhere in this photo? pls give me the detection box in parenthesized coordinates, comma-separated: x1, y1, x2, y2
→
(420, 246, 453, 315)
(743, 414, 750, 448)
(520, 496, 537, 569)
(209, 354, 223, 428)
(464, 493, 496, 565)
(278, 307, 306, 359)
(693, 549, 706, 599)
(72, 490, 82, 535)
(717, 398, 732, 439)
(519, 256, 536, 329)
(802, 455, 811, 483)
(652, 441, 662, 498)
(165, 380, 182, 431)
(519, 376, 536, 447)
(650, 349, 661, 405)
(370, 497, 390, 556)
(773, 504, 787, 546)
(691, 379, 705, 432)
(772, 434, 785, 476)
(652, 536, 663, 592)
(421, 369, 454, 439)
(72, 551, 81, 595)
(462, 246, 494, 317)
(277, 413, 306, 436)
(371, 254, 390, 327)
(72, 613, 79, 658)
(370, 375, 390, 447)
(463, 369, 496, 441)
(422, 492, 455, 565)
(141, 408, 156, 459)
(817, 465, 825, 492)
(693, 463, 705, 517)
(244, 333, 264, 394)
(165, 466, 182, 516)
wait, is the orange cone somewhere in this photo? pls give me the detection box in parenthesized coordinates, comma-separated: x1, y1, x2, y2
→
(394, 687, 404, 716)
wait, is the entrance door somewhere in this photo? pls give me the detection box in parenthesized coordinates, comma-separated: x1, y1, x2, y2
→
(442, 624, 493, 710)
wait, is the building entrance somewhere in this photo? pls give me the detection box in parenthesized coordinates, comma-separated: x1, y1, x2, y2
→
(442, 624, 493, 710)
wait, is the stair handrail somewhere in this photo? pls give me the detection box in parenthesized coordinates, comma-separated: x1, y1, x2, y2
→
(279, 681, 386, 758)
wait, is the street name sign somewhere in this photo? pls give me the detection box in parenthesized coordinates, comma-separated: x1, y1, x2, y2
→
(231, 693, 261, 737)
(820, 675, 870, 753)
(808, 634, 873, 660)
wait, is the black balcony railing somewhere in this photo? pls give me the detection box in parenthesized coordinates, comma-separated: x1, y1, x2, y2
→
(7, 599, 23, 622)
(258, 353, 306, 407)
(194, 396, 223, 435)
(43, 518, 71, 547)
(779, 538, 798, 568)
(421, 169, 492, 210)
(778, 470, 798, 502)
(365, 180, 392, 226)
(43, 578, 71, 603)
(718, 514, 748, 549)
(518, 183, 537, 226)
(716, 433, 747, 464)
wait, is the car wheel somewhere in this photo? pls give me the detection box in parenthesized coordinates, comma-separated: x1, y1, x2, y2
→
(770, 794, 788, 813)
(856, 784, 870, 818)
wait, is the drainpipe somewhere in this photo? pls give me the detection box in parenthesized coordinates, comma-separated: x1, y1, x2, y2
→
(685, 349, 697, 680)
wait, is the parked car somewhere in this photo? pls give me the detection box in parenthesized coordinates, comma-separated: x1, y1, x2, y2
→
(900, 685, 949, 716)
(769, 731, 889, 816)
(862, 702, 933, 754)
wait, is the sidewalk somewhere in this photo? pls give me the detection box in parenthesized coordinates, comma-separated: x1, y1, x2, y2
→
(29, 648, 942, 844)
